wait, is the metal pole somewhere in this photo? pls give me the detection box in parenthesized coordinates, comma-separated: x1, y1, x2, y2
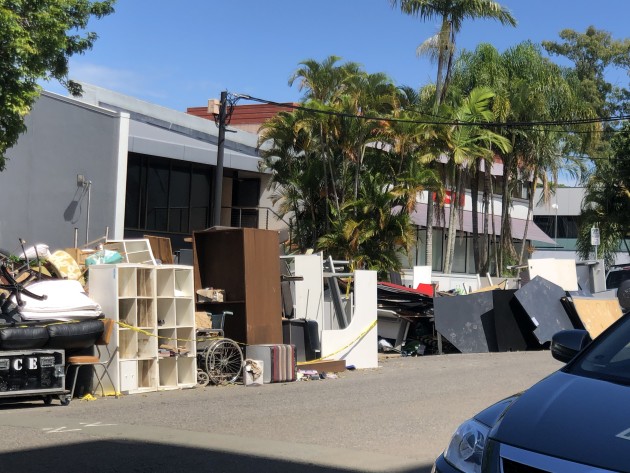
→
(212, 90, 228, 227)
(85, 181, 92, 245)
(552, 203, 558, 250)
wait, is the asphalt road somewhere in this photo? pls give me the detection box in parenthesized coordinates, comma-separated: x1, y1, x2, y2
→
(0, 351, 563, 473)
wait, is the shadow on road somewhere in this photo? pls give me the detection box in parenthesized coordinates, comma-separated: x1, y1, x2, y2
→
(0, 440, 434, 473)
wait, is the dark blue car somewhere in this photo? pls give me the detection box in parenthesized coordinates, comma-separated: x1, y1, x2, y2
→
(433, 310, 630, 472)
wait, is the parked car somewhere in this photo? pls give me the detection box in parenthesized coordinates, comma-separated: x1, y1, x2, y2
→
(433, 304, 630, 472)
(606, 264, 630, 291)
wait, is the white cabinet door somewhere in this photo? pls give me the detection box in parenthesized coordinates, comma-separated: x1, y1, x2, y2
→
(119, 360, 138, 392)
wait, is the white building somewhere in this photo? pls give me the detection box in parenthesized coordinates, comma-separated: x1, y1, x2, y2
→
(1, 84, 285, 254)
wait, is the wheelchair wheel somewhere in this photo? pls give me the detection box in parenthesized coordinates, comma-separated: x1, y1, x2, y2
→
(203, 339, 243, 385)
(197, 369, 210, 387)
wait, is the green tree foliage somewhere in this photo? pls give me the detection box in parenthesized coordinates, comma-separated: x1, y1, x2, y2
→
(451, 42, 591, 274)
(543, 26, 630, 119)
(577, 122, 630, 265)
(0, 0, 115, 169)
(390, 0, 516, 105)
(259, 57, 441, 274)
(544, 27, 630, 265)
(435, 87, 512, 274)
(390, 0, 516, 269)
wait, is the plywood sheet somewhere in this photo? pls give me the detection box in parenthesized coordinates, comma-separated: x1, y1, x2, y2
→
(528, 258, 578, 292)
(571, 297, 622, 339)
(144, 235, 174, 264)
(471, 281, 507, 293)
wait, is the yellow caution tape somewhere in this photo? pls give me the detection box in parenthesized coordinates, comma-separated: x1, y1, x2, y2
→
(116, 320, 224, 344)
(297, 319, 377, 366)
(115, 317, 377, 364)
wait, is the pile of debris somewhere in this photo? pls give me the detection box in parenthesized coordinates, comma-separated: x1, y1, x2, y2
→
(377, 259, 624, 355)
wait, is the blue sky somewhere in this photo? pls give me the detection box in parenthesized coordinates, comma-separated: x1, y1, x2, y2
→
(46, 0, 630, 112)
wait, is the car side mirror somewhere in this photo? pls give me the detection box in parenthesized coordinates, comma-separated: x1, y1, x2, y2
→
(551, 330, 592, 363)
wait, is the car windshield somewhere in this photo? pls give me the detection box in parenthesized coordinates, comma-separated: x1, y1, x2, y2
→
(570, 313, 630, 384)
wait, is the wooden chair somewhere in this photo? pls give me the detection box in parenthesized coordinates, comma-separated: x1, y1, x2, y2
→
(65, 318, 119, 398)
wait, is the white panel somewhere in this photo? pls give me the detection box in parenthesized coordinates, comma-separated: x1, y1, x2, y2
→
(413, 266, 432, 287)
(292, 254, 324, 324)
(320, 270, 378, 369)
(528, 258, 578, 291)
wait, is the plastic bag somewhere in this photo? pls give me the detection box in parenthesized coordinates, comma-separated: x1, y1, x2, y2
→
(85, 249, 123, 266)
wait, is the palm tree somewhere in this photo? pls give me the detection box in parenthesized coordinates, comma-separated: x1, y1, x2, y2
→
(438, 87, 511, 273)
(391, 0, 516, 106)
(289, 56, 364, 220)
(258, 110, 325, 251)
(450, 44, 507, 273)
(390, 0, 516, 271)
(496, 42, 593, 273)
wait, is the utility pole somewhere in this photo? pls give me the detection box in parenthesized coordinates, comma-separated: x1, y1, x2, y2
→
(212, 90, 228, 227)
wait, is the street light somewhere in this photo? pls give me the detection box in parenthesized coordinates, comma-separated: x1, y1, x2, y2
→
(551, 203, 559, 250)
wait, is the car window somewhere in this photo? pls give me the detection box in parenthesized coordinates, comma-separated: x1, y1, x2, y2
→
(571, 314, 630, 384)
(607, 270, 630, 289)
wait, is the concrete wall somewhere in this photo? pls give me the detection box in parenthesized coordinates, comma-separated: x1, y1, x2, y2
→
(1, 92, 127, 253)
(534, 187, 585, 216)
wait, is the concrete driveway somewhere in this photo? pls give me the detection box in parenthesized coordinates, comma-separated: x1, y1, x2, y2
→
(0, 351, 562, 473)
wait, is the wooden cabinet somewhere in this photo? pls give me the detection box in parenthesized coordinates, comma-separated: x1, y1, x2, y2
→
(193, 228, 282, 345)
(88, 263, 196, 394)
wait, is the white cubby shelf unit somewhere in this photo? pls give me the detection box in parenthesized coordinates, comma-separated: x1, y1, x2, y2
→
(88, 263, 197, 395)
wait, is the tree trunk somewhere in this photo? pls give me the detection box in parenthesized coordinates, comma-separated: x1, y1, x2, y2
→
(426, 196, 434, 269)
(500, 152, 518, 274)
(480, 166, 491, 275)
(434, 17, 450, 109)
(443, 168, 461, 274)
(471, 159, 481, 273)
(490, 170, 499, 277)
(518, 166, 538, 265)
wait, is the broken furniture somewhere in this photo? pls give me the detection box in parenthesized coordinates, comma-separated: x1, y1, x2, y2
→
(192, 227, 282, 345)
(65, 318, 118, 399)
(88, 263, 197, 394)
(143, 235, 174, 264)
(282, 318, 320, 362)
(103, 239, 157, 265)
(376, 282, 434, 352)
(281, 253, 378, 369)
(376, 309, 410, 352)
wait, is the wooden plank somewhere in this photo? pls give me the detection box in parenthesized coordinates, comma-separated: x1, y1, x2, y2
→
(144, 235, 174, 264)
(298, 359, 346, 373)
(571, 297, 623, 339)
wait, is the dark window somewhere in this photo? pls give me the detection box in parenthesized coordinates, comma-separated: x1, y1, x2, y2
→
(231, 178, 260, 228)
(533, 215, 581, 239)
(146, 161, 169, 231)
(190, 167, 211, 230)
(124, 153, 212, 235)
(125, 156, 142, 228)
(533, 216, 554, 238)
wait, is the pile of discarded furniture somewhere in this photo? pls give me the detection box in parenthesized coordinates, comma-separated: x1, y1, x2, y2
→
(377, 259, 625, 356)
(0, 246, 105, 405)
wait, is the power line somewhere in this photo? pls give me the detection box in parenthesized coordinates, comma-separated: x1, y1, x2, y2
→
(236, 93, 630, 131)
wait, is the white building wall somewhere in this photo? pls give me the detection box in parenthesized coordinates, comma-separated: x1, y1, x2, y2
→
(1, 92, 126, 252)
